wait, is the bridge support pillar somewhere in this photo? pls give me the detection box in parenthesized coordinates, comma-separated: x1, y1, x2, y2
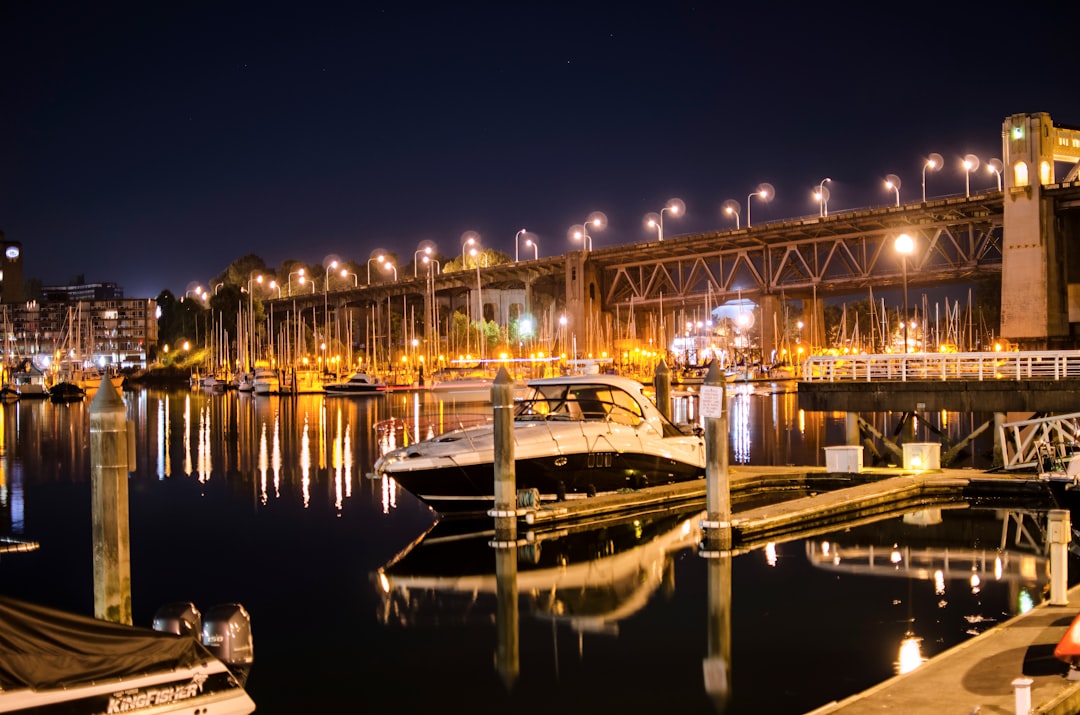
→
(804, 290, 826, 354)
(759, 294, 781, 365)
(846, 412, 860, 447)
(565, 252, 600, 359)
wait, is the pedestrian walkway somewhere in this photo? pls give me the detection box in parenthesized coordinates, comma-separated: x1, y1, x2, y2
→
(810, 584, 1080, 714)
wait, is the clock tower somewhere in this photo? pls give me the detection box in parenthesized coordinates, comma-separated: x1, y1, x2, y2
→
(0, 232, 25, 303)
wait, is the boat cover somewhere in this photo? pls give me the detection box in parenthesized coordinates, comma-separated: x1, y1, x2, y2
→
(0, 595, 210, 691)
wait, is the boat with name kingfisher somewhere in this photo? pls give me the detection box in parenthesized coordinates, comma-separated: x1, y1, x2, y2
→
(373, 373, 705, 516)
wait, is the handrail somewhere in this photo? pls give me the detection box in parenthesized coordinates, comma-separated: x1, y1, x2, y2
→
(801, 351, 1080, 382)
(998, 412, 1080, 471)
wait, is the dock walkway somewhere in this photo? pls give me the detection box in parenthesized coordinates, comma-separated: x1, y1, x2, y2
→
(518, 466, 1080, 712)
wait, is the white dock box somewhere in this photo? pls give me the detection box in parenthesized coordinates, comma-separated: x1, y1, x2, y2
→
(902, 442, 940, 470)
(824, 445, 863, 473)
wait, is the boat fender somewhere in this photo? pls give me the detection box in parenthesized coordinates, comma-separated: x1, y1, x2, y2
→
(517, 488, 540, 508)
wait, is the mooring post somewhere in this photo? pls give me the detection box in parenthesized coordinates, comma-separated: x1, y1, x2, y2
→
(654, 359, 672, 421)
(89, 374, 132, 624)
(489, 366, 517, 518)
(1049, 509, 1071, 606)
(700, 361, 731, 551)
(1012, 676, 1033, 715)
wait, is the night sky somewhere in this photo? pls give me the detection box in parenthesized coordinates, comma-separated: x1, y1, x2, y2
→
(3, 2, 1079, 299)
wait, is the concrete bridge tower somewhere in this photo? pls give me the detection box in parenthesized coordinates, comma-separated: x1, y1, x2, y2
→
(1000, 112, 1080, 348)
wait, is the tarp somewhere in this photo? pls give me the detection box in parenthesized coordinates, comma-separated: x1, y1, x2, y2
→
(0, 595, 209, 691)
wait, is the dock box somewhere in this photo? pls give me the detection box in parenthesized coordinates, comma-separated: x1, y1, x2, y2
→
(902, 442, 940, 470)
(824, 445, 863, 473)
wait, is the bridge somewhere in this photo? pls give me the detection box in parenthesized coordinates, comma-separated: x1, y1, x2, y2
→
(266, 112, 1080, 367)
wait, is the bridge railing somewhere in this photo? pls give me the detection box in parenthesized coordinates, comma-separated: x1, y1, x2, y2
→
(998, 411, 1080, 471)
(801, 351, 1080, 382)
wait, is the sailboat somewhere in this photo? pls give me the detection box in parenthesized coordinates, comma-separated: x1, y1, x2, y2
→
(51, 306, 124, 396)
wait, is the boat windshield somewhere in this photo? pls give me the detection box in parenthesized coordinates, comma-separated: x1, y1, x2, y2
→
(514, 383, 645, 426)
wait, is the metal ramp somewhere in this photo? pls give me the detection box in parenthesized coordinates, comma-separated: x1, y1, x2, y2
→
(999, 411, 1080, 471)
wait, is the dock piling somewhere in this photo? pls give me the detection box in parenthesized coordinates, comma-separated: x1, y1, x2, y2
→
(700, 361, 731, 551)
(89, 375, 133, 624)
(1049, 509, 1071, 606)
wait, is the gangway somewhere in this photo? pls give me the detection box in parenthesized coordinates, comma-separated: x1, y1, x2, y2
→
(802, 351, 1080, 382)
(999, 411, 1080, 471)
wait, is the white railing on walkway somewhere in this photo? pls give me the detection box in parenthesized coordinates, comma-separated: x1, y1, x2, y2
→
(999, 411, 1080, 471)
(801, 351, 1080, 382)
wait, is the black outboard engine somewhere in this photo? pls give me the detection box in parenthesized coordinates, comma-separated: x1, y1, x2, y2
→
(201, 603, 255, 685)
(152, 601, 203, 638)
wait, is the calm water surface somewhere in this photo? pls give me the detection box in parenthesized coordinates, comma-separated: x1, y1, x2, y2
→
(0, 383, 1072, 714)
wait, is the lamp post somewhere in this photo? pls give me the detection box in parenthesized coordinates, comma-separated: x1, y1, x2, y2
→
(721, 200, 740, 229)
(815, 178, 831, 217)
(746, 184, 773, 228)
(885, 174, 901, 207)
(471, 247, 484, 360)
(987, 158, 1003, 191)
(414, 246, 433, 277)
(895, 233, 914, 353)
(514, 228, 527, 262)
(367, 255, 385, 285)
(922, 153, 943, 202)
(287, 268, 306, 296)
(246, 271, 265, 371)
(963, 154, 980, 197)
(323, 259, 339, 350)
(645, 198, 684, 242)
(524, 238, 538, 260)
(461, 231, 479, 268)
(570, 211, 606, 252)
(382, 259, 398, 282)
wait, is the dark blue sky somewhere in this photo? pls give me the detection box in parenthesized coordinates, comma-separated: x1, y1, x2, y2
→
(3, 2, 1079, 299)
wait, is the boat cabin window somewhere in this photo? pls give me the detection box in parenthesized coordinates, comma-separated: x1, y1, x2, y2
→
(514, 383, 644, 426)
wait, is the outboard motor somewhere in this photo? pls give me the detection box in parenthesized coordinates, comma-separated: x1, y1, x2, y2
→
(201, 603, 255, 685)
(152, 601, 203, 638)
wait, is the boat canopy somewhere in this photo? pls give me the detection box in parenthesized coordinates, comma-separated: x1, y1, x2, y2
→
(0, 595, 209, 691)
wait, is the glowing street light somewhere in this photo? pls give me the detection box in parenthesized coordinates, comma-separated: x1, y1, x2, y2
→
(746, 183, 773, 228)
(644, 198, 684, 242)
(414, 245, 434, 277)
(367, 254, 385, 285)
(514, 228, 528, 262)
(885, 174, 901, 207)
(815, 178, 831, 217)
(721, 199, 740, 229)
(470, 247, 484, 360)
(987, 158, 1003, 191)
(963, 154, 980, 197)
(287, 268, 306, 296)
(895, 233, 915, 352)
(382, 258, 398, 282)
(569, 211, 606, 252)
(461, 231, 480, 267)
(922, 153, 943, 202)
(524, 237, 539, 260)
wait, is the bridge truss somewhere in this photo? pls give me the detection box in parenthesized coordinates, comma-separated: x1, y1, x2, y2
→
(593, 194, 1004, 310)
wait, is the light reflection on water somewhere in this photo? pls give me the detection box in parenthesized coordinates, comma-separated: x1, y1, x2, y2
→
(0, 384, 1057, 715)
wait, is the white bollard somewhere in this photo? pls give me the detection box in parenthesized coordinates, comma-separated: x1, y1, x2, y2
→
(1048, 510, 1071, 606)
(1012, 676, 1033, 715)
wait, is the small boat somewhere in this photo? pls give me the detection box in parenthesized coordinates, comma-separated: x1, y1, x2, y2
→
(48, 381, 85, 403)
(373, 373, 706, 516)
(0, 596, 255, 714)
(324, 371, 385, 395)
(283, 367, 325, 394)
(252, 364, 280, 395)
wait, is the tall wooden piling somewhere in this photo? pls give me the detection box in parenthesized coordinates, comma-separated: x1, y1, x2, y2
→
(654, 359, 672, 421)
(701, 361, 731, 550)
(489, 366, 520, 689)
(90, 375, 132, 624)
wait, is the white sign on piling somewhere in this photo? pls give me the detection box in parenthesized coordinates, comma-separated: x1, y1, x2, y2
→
(699, 385, 724, 419)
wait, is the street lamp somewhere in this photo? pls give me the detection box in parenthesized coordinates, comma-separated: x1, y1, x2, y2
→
(340, 268, 358, 287)
(514, 228, 528, 262)
(524, 237, 539, 260)
(569, 211, 606, 252)
(367, 254, 385, 285)
(414, 245, 434, 277)
(382, 259, 398, 281)
(470, 247, 484, 360)
(894, 233, 914, 353)
(645, 198, 684, 242)
(815, 178, 831, 217)
(461, 231, 480, 267)
(987, 158, 1003, 191)
(721, 199, 740, 229)
(746, 183, 773, 228)
(922, 153, 943, 202)
(963, 154, 980, 197)
(247, 271, 265, 370)
(422, 255, 441, 274)
(287, 268, 306, 296)
(885, 174, 901, 207)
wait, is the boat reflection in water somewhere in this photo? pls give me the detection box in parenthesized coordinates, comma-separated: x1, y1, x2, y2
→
(375, 506, 706, 686)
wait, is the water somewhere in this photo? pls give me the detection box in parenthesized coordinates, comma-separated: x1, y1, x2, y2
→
(0, 384, 1072, 714)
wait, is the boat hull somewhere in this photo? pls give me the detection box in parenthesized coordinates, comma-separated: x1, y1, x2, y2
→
(384, 451, 704, 515)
